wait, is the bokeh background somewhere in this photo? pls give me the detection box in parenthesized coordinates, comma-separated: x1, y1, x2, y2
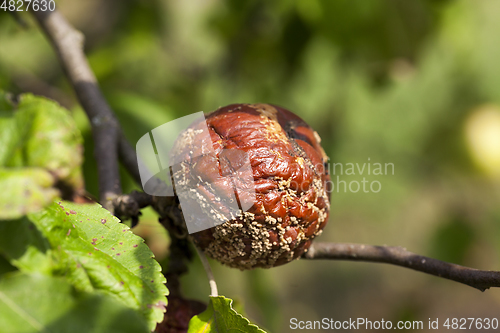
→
(1, 0, 500, 331)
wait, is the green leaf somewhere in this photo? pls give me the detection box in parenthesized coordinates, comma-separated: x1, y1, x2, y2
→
(0, 91, 84, 198)
(14, 94, 83, 188)
(0, 168, 58, 220)
(28, 201, 168, 331)
(0, 273, 149, 333)
(188, 296, 267, 333)
(0, 91, 84, 219)
(0, 97, 21, 167)
(0, 216, 52, 274)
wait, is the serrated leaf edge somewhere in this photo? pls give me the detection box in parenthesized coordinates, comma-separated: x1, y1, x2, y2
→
(192, 296, 267, 333)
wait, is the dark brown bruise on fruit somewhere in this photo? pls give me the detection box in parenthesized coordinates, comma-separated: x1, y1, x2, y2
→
(173, 103, 330, 269)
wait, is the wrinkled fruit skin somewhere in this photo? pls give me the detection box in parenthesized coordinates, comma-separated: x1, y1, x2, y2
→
(174, 104, 330, 269)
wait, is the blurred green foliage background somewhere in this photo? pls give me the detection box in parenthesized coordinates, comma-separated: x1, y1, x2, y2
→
(1, 0, 500, 331)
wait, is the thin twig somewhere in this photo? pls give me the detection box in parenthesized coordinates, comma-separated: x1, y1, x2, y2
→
(303, 242, 500, 291)
(32, 10, 121, 211)
(194, 245, 218, 297)
(113, 190, 154, 227)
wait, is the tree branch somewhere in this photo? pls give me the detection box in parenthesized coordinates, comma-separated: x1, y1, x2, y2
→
(113, 190, 154, 227)
(303, 242, 500, 291)
(32, 10, 121, 211)
(118, 132, 142, 185)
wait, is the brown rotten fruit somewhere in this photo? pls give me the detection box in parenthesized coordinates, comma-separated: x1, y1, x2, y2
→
(171, 103, 330, 270)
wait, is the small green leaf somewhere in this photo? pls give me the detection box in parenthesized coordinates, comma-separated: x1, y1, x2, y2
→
(0, 168, 58, 220)
(188, 296, 267, 333)
(28, 201, 168, 331)
(0, 107, 22, 168)
(15, 94, 84, 188)
(0, 216, 57, 275)
(0, 91, 84, 218)
(0, 91, 84, 191)
(0, 273, 149, 333)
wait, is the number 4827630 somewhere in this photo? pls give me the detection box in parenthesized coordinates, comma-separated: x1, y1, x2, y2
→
(1, 0, 56, 12)
(443, 318, 498, 330)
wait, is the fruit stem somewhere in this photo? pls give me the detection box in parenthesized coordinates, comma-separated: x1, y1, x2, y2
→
(195, 245, 218, 296)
